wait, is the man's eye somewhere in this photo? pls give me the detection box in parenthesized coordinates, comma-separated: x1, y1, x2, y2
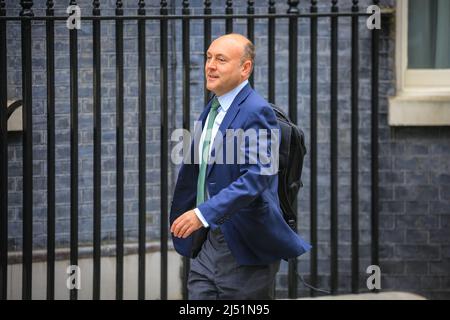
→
(219, 58, 225, 62)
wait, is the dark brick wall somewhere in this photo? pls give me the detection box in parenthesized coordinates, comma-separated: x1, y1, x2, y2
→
(377, 126, 450, 299)
(4, 0, 450, 299)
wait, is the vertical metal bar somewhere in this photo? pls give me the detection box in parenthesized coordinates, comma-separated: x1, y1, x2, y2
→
(287, 0, 299, 300)
(92, 0, 101, 300)
(371, 0, 380, 276)
(69, 0, 79, 301)
(20, 0, 34, 301)
(138, 0, 146, 301)
(203, 0, 212, 105)
(115, 0, 124, 301)
(0, 0, 7, 302)
(351, 0, 360, 294)
(247, 1, 254, 87)
(45, 0, 55, 301)
(161, 0, 169, 301)
(330, 0, 339, 295)
(180, 0, 189, 300)
(225, 0, 233, 34)
(268, 0, 275, 104)
(309, 0, 318, 297)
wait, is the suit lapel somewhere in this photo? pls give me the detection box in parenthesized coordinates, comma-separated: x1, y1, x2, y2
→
(190, 97, 214, 172)
(206, 83, 253, 178)
(200, 97, 214, 129)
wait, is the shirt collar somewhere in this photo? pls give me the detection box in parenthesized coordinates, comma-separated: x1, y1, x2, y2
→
(216, 80, 249, 112)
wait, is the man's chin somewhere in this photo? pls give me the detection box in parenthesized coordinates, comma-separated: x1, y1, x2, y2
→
(206, 85, 217, 93)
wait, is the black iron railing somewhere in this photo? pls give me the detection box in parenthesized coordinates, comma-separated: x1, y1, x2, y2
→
(0, 0, 389, 300)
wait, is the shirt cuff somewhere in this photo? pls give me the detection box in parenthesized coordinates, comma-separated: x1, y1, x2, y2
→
(194, 208, 209, 228)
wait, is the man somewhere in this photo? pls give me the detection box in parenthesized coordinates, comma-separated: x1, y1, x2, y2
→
(170, 33, 311, 300)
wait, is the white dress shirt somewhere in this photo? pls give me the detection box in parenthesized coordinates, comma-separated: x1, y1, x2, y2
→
(194, 80, 249, 228)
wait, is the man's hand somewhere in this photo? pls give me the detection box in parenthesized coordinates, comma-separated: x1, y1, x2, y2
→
(170, 209, 203, 238)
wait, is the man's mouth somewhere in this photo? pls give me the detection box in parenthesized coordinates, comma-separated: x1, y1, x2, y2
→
(208, 75, 219, 80)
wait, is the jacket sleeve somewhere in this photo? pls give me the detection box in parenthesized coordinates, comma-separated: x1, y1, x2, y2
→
(170, 163, 197, 222)
(197, 105, 280, 230)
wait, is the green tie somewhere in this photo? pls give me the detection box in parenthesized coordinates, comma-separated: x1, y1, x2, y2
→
(196, 97, 221, 206)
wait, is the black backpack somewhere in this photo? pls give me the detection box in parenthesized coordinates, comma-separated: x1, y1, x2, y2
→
(270, 104, 307, 232)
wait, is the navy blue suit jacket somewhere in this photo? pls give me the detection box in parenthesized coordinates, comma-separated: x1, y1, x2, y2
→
(170, 83, 311, 265)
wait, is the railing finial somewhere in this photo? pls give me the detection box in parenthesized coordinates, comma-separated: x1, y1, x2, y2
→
(287, 0, 299, 14)
(20, 0, 34, 17)
(46, 0, 54, 15)
(310, 0, 317, 14)
(93, 0, 100, 15)
(0, 0, 4, 17)
(204, 0, 211, 15)
(182, 0, 190, 15)
(268, 0, 276, 13)
(160, 0, 167, 15)
(115, 0, 123, 15)
(247, 0, 254, 14)
(138, 0, 145, 14)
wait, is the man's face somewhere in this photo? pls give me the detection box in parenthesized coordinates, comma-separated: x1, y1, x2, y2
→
(205, 37, 245, 97)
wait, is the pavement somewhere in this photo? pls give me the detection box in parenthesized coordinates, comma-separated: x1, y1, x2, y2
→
(297, 291, 426, 300)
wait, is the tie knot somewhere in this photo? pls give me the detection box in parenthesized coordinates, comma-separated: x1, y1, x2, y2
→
(211, 97, 220, 111)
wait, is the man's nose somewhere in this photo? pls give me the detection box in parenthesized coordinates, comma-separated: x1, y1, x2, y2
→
(206, 60, 217, 69)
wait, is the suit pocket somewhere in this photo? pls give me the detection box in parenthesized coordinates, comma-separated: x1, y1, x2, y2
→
(207, 181, 217, 196)
(238, 204, 269, 224)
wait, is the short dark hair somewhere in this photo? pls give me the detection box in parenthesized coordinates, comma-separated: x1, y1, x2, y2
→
(241, 41, 255, 74)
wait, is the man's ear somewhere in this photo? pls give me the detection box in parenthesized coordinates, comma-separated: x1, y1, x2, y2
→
(241, 60, 252, 77)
